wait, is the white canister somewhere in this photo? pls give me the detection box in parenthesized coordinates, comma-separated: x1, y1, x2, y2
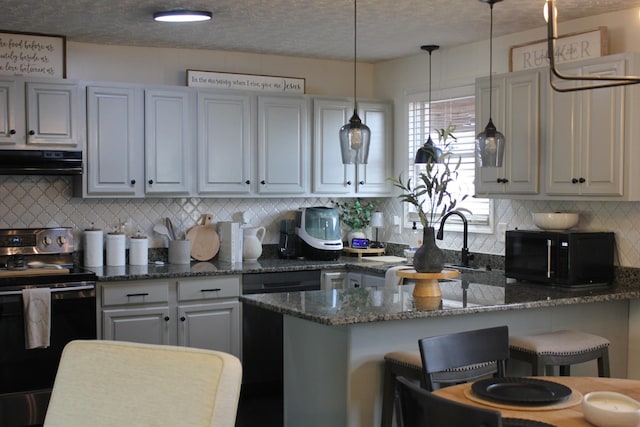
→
(84, 228, 104, 267)
(129, 234, 148, 266)
(106, 232, 126, 266)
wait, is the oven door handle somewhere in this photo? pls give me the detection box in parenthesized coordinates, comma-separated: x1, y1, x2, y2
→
(0, 284, 95, 296)
(546, 239, 552, 279)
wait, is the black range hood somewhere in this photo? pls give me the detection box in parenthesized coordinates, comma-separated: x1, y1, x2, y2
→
(0, 150, 83, 175)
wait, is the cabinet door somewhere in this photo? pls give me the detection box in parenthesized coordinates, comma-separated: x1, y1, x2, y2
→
(257, 95, 307, 194)
(356, 101, 393, 195)
(145, 89, 193, 195)
(102, 306, 171, 345)
(503, 71, 540, 194)
(86, 86, 144, 197)
(178, 301, 241, 357)
(25, 82, 80, 146)
(579, 60, 625, 196)
(197, 92, 253, 194)
(312, 98, 353, 194)
(474, 76, 506, 194)
(0, 79, 19, 145)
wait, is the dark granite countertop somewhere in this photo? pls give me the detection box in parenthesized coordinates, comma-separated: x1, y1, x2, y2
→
(241, 270, 640, 326)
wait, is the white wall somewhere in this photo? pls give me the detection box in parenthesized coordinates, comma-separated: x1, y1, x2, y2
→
(374, 8, 640, 267)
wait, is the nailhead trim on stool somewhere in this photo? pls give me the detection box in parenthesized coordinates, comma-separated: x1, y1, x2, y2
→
(509, 330, 610, 377)
(380, 351, 497, 427)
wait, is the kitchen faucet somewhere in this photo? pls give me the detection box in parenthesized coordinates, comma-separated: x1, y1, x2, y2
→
(436, 210, 474, 267)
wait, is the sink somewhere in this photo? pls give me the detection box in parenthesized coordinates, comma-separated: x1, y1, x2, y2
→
(444, 264, 487, 272)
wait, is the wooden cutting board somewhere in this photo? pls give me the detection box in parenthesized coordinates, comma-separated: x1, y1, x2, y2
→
(0, 268, 70, 277)
(186, 214, 220, 261)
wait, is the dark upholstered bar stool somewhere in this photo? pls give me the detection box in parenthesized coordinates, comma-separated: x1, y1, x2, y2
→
(509, 330, 611, 377)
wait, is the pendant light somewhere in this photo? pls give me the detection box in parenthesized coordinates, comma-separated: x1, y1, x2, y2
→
(415, 45, 442, 164)
(476, 0, 506, 168)
(545, 0, 640, 92)
(339, 0, 371, 165)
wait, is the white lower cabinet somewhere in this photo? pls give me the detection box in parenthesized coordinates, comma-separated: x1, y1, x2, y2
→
(98, 276, 241, 358)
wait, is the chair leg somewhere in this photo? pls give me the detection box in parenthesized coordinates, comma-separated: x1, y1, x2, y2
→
(598, 348, 611, 377)
(381, 361, 395, 427)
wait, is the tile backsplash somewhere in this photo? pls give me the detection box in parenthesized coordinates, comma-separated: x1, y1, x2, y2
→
(2, 175, 639, 267)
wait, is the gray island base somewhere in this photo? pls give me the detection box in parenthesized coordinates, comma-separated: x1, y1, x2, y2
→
(243, 275, 637, 427)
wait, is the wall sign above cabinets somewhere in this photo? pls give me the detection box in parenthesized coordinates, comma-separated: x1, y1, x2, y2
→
(186, 69, 305, 94)
(0, 31, 66, 78)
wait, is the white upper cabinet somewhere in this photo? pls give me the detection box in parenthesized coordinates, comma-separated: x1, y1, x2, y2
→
(144, 88, 194, 195)
(545, 57, 626, 197)
(356, 101, 393, 196)
(197, 92, 253, 194)
(257, 95, 308, 194)
(475, 69, 540, 196)
(0, 79, 18, 145)
(312, 97, 393, 196)
(0, 78, 82, 148)
(86, 85, 144, 197)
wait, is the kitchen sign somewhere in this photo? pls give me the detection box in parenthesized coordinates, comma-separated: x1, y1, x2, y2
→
(509, 27, 607, 72)
(0, 31, 66, 78)
(187, 69, 305, 93)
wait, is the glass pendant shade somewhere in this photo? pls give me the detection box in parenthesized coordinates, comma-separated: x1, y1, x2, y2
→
(415, 135, 442, 164)
(340, 109, 371, 164)
(476, 118, 505, 167)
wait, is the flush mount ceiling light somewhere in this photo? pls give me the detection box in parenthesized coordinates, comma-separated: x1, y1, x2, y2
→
(339, 0, 371, 165)
(545, 0, 640, 92)
(476, 0, 506, 168)
(415, 45, 442, 165)
(153, 9, 212, 23)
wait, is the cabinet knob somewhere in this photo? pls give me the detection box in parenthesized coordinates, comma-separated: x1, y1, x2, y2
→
(346, 180, 352, 186)
(28, 130, 35, 136)
(180, 316, 186, 322)
(260, 180, 266, 185)
(164, 316, 170, 322)
(130, 179, 136, 185)
(579, 177, 586, 183)
(9, 129, 15, 135)
(148, 179, 154, 185)
(572, 178, 578, 184)
(496, 178, 509, 184)
(245, 180, 250, 185)
(359, 181, 364, 185)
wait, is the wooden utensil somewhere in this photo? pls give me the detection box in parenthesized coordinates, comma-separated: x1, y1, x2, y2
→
(185, 214, 220, 261)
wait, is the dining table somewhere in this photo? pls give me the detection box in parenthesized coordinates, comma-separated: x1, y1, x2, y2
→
(433, 376, 640, 427)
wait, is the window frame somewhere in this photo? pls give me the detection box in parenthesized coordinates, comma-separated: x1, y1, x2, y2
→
(404, 85, 494, 235)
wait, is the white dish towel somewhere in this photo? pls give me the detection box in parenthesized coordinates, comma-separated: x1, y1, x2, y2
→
(385, 265, 410, 287)
(22, 287, 51, 349)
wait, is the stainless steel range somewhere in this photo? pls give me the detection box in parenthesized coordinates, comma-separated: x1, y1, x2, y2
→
(0, 227, 96, 427)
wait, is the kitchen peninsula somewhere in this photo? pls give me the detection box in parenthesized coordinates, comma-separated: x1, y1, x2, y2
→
(242, 268, 640, 427)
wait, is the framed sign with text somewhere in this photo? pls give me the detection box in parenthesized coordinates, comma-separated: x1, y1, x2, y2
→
(0, 31, 67, 78)
(187, 69, 305, 94)
(509, 27, 607, 72)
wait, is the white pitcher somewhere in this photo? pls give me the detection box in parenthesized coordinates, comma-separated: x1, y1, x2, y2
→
(243, 226, 266, 261)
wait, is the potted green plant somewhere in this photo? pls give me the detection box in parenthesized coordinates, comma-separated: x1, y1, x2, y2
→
(389, 124, 467, 272)
(332, 198, 379, 245)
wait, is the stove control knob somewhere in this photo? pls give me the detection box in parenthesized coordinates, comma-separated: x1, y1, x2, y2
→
(57, 236, 66, 246)
(42, 236, 52, 247)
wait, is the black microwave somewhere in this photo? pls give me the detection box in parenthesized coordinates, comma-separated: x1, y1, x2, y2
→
(505, 230, 615, 286)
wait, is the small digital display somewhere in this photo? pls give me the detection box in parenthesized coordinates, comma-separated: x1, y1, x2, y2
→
(351, 238, 370, 249)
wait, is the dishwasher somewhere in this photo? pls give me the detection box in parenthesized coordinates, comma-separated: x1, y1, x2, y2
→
(242, 270, 321, 395)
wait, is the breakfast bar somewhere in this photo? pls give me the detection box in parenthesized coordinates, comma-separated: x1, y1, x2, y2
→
(242, 270, 640, 427)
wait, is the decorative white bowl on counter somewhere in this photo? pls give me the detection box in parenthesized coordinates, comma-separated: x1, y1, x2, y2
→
(582, 391, 640, 427)
(532, 212, 579, 231)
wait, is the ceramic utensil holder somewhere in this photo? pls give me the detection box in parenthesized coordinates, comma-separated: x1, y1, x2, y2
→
(169, 239, 191, 264)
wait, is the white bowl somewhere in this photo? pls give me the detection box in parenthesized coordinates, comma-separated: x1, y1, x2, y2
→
(582, 391, 640, 427)
(532, 212, 579, 231)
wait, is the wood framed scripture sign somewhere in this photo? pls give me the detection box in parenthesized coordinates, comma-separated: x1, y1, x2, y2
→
(509, 27, 607, 72)
(187, 69, 305, 94)
(0, 31, 67, 78)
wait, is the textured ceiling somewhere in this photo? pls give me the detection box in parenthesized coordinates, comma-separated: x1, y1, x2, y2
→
(0, 0, 638, 63)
